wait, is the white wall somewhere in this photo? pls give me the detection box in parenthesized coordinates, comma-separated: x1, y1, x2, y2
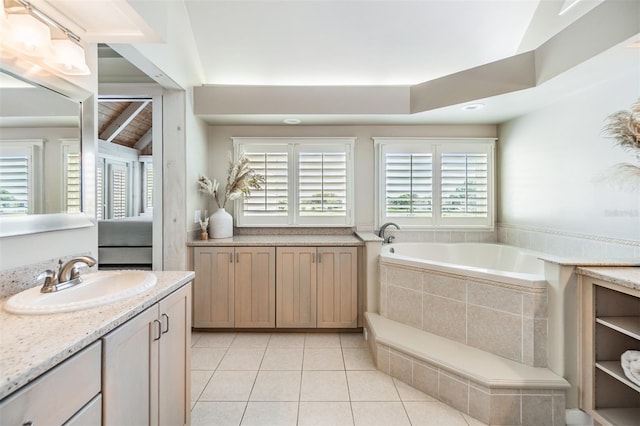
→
(208, 124, 497, 230)
(498, 66, 640, 244)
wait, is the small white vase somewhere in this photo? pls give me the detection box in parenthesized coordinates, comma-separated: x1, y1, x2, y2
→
(210, 208, 233, 238)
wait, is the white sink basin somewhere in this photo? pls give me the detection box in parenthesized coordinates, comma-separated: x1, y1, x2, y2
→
(4, 270, 157, 315)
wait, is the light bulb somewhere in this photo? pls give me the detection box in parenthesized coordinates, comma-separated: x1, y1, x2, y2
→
(46, 39, 90, 75)
(6, 14, 51, 57)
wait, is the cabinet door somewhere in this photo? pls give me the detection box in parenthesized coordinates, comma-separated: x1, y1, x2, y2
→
(193, 247, 235, 327)
(158, 283, 192, 426)
(102, 306, 158, 426)
(276, 247, 317, 328)
(235, 247, 276, 327)
(317, 247, 358, 328)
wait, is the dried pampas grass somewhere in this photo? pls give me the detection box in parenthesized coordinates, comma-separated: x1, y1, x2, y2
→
(603, 100, 640, 188)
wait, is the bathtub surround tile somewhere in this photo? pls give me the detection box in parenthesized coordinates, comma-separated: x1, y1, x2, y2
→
(467, 305, 522, 363)
(534, 319, 548, 367)
(393, 378, 434, 401)
(387, 285, 422, 329)
(489, 394, 521, 425)
(422, 273, 466, 301)
(467, 282, 522, 316)
(298, 402, 354, 426)
(421, 293, 467, 343)
(468, 385, 491, 424)
(343, 347, 376, 370)
(351, 402, 410, 426)
(376, 343, 390, 374)
(404, 401, 470, 426)
(523, 292, 547, 319)
(387, 267, 422, 291)
(438, 370, 470, 414)
(389, 349, 413, 385)
(412, 359, 439, 398)
(522, 395, 554, 426)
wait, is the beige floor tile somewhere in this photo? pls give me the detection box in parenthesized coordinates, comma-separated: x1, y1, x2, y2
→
(191, 370, 214, 402)
(351, 402, 410, 426)
(298, 401, 354, 426)
(230, 332, 272, 349)
(343, 348, 375, 370)
(303, 348, 345, 370)
(404, 401, 469, 426)
(300, 370, 350, 401)
(393, 378, 435, 401)
(339, 332, 368, 348)
(240, 402, 298, 426)
(200, 370, 258, 401)
(191, 401, 246, 426)
(347, 370, 400, 401)
(261, 347, 303, 370)
(249, 370, 301, 401)
(268, 333, 306, 348)
(218, 348, 265, 370)
(191, 331, 206, 347)
(191, 347, 227, 370)
(194, 332, 237, 348)
(305, 333, 341, 347)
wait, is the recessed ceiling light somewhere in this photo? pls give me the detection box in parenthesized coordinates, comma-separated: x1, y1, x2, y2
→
(283, 118, 301, 125)
(461, 103, 485, 111)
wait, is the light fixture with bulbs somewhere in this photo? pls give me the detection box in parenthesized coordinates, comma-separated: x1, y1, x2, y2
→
(0, 0, 90, 76)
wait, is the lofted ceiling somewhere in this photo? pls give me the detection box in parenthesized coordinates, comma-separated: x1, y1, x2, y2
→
(98, 99, 153, 155)
(92, 0, 639, 125)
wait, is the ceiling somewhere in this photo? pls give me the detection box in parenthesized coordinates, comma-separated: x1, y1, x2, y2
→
(94, 0, 639, 126)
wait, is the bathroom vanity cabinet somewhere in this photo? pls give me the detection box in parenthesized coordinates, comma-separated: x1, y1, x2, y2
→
(0, 341, 102, 425)
(102, 283, 191, 426)
(579, 269, 640, 426)
(192, 242, 359, 329)
(193, 246, 276, 328)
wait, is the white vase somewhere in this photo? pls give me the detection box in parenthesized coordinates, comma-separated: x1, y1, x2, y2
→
(210, 208, 233, 239)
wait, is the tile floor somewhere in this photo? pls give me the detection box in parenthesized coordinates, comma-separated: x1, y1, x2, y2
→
(190, 331, 487, 426)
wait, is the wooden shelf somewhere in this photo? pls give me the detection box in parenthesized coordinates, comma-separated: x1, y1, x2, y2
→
(596, 361, 640, 393)
(596, 407, 640, 426)
(596, 316, 640, 340)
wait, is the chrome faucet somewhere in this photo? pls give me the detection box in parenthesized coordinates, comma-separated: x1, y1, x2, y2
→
(378, 222, 400, 244)
(39, 256, 97, 293)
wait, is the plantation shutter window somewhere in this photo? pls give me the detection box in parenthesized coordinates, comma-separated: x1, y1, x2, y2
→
(96, 160, 104, 220)
(0, 140, 42, 216)
(62, 141, 81, 214)
(375, 138, 494, 229)
(234, 138, 354, 227)
(298, 151, 347, 217)
(243, 151, 289, 217)
(384, 153, 432, 217)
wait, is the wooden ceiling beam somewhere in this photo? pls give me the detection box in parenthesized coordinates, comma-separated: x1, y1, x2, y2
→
(99, 100, 150, 143)
(134, 128, 153, 151)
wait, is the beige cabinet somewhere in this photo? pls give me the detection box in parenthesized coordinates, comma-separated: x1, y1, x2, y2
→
(580, 276, 640, 426)
(276, 247, 317, 328)
(0, 341, 101, 426)
(193, 247, 235, 327)
(102, 283, 192, 426)
(317, 247, 358, 328)
(194, 246, 275, 328)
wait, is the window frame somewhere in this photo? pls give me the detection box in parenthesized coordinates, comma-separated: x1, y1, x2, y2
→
(233, 137, 355, 227)
(374, 137, 495, 230)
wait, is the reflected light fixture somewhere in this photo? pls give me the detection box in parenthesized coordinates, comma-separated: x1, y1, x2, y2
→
(1, 0, 90, 75)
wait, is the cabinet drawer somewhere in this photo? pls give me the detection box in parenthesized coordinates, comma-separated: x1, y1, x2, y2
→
(0, 341, 101, 426)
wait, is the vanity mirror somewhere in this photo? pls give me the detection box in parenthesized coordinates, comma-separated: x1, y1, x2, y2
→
(0, 69, 94, 237)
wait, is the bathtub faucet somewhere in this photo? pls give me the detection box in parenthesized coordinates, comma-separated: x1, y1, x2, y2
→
(378, 222, 400, 244)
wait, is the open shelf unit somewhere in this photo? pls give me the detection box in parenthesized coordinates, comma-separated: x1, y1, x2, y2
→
(580, 277, 640, 426)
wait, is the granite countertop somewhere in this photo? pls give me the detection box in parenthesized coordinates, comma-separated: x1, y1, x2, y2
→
(188, 234, 365, 247)
(0, 270, 194, 400)
(576, 266, 640, 291)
